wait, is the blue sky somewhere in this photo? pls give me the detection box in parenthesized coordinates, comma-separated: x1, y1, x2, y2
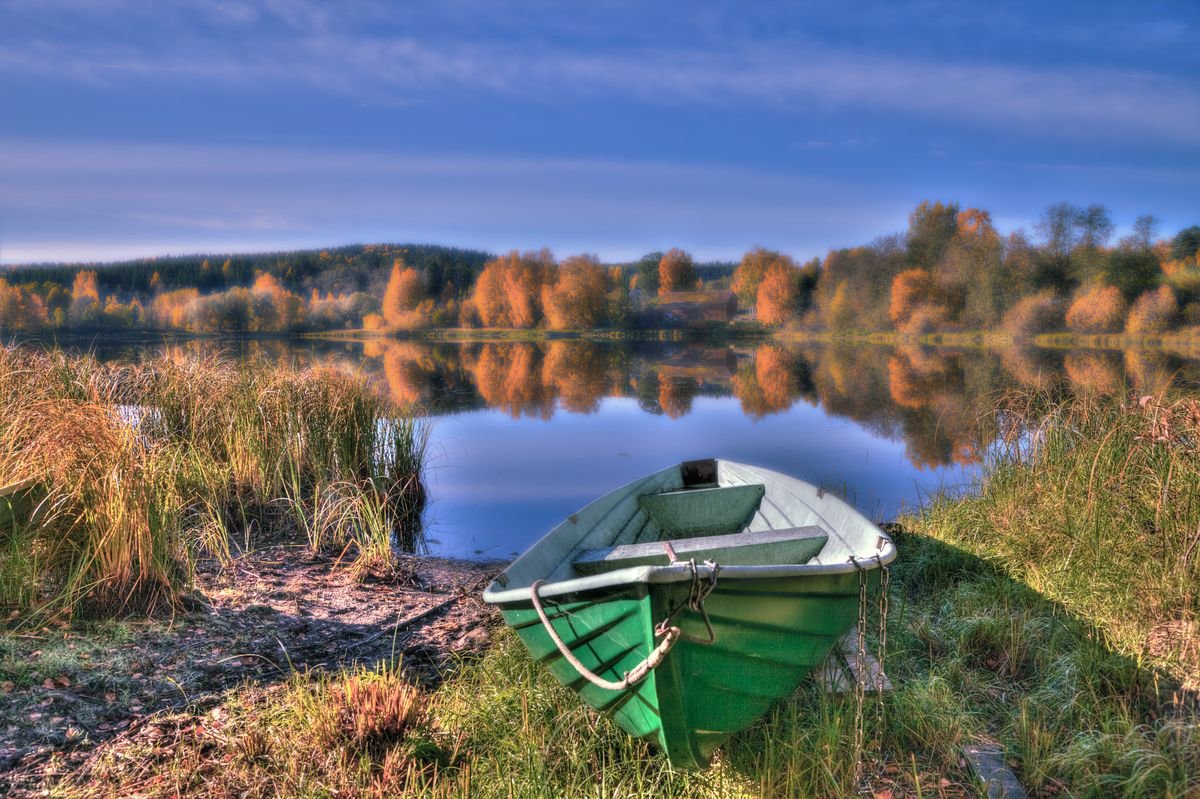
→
(1, 0, 1198, 265)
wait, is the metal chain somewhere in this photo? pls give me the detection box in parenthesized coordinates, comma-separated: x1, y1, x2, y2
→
(852, 560, 867, 786)
(875, 556, 890, 749)
(654, 559, 720, 645)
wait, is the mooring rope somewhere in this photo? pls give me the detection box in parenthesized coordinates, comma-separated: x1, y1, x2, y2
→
(529, 579, 682, 692)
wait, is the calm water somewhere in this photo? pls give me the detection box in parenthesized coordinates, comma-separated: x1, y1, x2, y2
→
(15, 335, 1200, 559)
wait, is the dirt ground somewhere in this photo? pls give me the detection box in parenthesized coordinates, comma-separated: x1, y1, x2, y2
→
(0, 546, 504, 794)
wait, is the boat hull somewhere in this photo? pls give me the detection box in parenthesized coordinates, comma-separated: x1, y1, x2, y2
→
(484, 460, 894, 769)
(496, 566, 882, 769)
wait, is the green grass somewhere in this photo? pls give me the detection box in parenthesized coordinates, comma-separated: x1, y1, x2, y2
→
(31, 390, 1200, 797)
(0, 347, 428, 620)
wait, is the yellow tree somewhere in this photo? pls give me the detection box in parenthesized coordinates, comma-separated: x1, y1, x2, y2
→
(658, 248, 696, 294)
(69, 270, 102, 325)
(382, 259, 426, 329)
(756, 262, 798, 325)
(542, 254, 610, 330)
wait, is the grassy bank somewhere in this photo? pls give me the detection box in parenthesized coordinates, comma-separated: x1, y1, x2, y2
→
(26, 392, 1195, 798)
(0, 347, 427, 621)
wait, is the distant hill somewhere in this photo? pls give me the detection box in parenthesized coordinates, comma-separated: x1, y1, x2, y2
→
(1, 244, 496, 298)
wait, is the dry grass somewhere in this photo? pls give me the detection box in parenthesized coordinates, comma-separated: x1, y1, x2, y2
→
(0, 346, 427, 621)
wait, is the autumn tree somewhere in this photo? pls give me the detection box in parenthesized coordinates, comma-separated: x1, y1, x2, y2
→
(0, 279, 48, 331)
(250, 272, 304, 331)
(658, 248, 696, 294)
(467, 251, 556, 328)
(1125, 286, 1178, 334)
(756, 261, 798, 326)
(814, 238, 907, 331)
(1001, 290, 1063, 338)
(382, 259, 427, 329)
(542, 254, 610, 330)
(734, 247, 794, 307)
(1064, 285, 1127, 333)
(69, 270, 101, 326)
(888, 268, 944, 333)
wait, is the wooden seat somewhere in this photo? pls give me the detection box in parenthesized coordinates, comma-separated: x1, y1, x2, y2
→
(638, 483, 765, 538)
(573, 526, 829, 576)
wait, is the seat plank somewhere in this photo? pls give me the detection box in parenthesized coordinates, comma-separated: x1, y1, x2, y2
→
(573, 526, 828, 575)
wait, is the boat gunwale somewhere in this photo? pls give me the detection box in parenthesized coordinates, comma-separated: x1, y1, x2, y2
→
(482, 460, 896, 605)
(483, 549, 896, 605)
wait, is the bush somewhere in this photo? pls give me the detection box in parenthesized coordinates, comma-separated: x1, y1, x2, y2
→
(1001, 290, 1063, 338)
(1125, 286, 1178, 334)
(1065, 285, 1127, 333)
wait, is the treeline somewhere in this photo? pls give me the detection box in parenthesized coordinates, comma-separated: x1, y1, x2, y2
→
(2, 205, 1199, 336)
(806, 203, 1200, 337)
(0, 244, 492, 333)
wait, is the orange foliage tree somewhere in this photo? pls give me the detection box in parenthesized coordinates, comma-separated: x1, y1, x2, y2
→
(1001, 290, 1063, 338)
(1064, 285, 1127, 333)
(658, 248, 696, 294)
(382, 260, 427, 330)
(250, 272, 304, 331)
(889, 268, 945, 333)
(542, 255, 610, 330)
(0, 279, 48, 330)
(756, 262, 798, 326)
(734, 248, 794, 307)
(471, 250, 555, 328)
(1125, 286, 1178, 334)
(69, 270, 102, 325)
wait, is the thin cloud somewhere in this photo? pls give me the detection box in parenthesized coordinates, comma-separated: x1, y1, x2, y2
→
(3, 19, 1198, 143)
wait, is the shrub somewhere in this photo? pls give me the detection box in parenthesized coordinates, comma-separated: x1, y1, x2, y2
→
(1001, 290, 1063, 338)
(1125, 286, 1178, 334)
(1064, 285, 1127, 333)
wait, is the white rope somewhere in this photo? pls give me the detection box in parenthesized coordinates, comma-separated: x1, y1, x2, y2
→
(529, 579, 681, 692)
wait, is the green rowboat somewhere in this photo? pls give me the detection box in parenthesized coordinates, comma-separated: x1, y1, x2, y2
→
(0, 477, 39, 532)
(482, 458, 896, 769)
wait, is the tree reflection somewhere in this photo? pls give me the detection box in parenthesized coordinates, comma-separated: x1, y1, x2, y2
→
(542, 341, 614, 414)
(331, 337, 1200, 471)
(459, 343, 554, 419)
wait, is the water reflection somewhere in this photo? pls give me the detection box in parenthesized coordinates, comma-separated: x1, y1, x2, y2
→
(14, 334, 1200, 558)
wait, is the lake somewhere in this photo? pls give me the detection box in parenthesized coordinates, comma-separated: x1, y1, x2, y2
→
(14, 334, 1200, 559)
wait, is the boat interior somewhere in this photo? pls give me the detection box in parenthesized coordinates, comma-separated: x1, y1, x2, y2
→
(488, 458, 888, 596)
(566, 459, 833, 577)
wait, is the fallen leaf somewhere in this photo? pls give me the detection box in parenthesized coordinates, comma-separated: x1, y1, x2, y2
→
(1, 681, 13, 693)
(42, 678, 55, 690)
(55, 676, 71, 688)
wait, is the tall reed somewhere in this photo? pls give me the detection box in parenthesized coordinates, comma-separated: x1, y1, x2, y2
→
(0, 346, 428, 620)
